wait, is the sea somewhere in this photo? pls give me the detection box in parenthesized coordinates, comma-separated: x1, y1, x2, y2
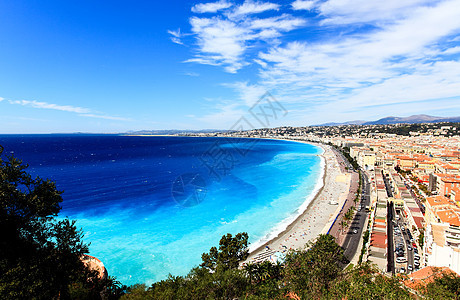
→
(0, 135, 324, 285)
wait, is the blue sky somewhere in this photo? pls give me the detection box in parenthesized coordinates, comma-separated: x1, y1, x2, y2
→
(1, 0, 460, 133)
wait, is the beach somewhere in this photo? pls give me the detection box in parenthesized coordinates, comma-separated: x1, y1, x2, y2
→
(245, 142, 352, 264)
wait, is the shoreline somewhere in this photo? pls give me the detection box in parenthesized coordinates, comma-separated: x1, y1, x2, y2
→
(245, 141, 351, 264)
(126, 135, 347, 260)
(247, 142, 327, 255)
(114, 135, 349, 264)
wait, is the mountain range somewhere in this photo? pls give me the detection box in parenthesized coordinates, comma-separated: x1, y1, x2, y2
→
(318, 114, 460, 126)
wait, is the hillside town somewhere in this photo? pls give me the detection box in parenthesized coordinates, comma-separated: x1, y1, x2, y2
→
(188, 122, 460, 282)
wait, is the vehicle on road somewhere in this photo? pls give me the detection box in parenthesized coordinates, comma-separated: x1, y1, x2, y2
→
(396, 257, 407, 263)
(408, 264, 413, 271)
(400, 267, 406, 273)
(353, 229, 358, 234)
(407, 246, 412, 251)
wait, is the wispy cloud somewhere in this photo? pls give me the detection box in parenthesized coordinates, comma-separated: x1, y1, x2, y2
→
(291, 0, 317, 11)
(228, 1, 280, 18)
(187, 16, 250, 73)
(223, 81, 267, 106)
(79, 113, 130, 121)
(175, 0, 460, 126)
(5, 98, 130, 121)
(318, 0, 435, 25)
(192, 0, 233, 13)
(183, 71, 200, 77)
(8, 99, 91, 113)
(183, 2, 306, 73)
(167, 28, 185, 45)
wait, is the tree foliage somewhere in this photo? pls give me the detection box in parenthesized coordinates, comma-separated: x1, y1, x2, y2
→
(422, 271, 460, 299)
(200, 232, 249, 272)
(0, 147, 124, 299)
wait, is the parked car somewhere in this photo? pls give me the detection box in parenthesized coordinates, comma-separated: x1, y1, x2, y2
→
(412, 242, 417, 247)
(414, 260, 420, 267)
(400, 267, 406, 273)
(396, 257, 407, 263)
(408, 264, 413, 271)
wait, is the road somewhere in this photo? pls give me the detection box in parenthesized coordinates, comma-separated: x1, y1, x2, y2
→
(331, 147, 353, 172)
(342, 171, 371, 262)
(383, 171, 395, 273)
(397, 215, 416, 273)
(387, 202, 395, 273)
(383, 170, 416, 274)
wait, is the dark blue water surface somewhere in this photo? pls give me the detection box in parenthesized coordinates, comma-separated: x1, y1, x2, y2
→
(0, 135, 323, 285)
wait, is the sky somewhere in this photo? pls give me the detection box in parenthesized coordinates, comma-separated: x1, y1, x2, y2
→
(1, 0, 460, 133)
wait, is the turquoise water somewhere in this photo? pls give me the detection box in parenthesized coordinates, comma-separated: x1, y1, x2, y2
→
(0, 135, 323, 285)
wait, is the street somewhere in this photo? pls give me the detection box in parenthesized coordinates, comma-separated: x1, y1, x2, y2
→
(342, 171, 371, 262)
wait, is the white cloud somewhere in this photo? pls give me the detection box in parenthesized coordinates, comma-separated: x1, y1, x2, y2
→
(5, 98, 129, 121)
(224, 81, 268, 106)
(249, 14, 306, 32)
(318, 0, 436, 25)
(8, 99, 91, 113)
(258, 0, 460, 92)
(179, 0, 460, 125)
(168, 29, 184, 45)
(0, 97, 4, 102)
(192, 0, 233, 13)
(183, 71, 200, 77)
(291, 0, 317, 11)
(229, 1, 280, 18)
(442, 46, 460, 55)
(79, 114, 130, 121)
(197, 102, 247, 128)
(185, 7, 306, 72)
(188, 16, 250, 73)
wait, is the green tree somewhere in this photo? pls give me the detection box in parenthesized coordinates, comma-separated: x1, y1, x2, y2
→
(422, 271, 460, 299)
(340, 220, 348, 233)
(200, 232, 249, 272)
(283, 234, 347, 298)
(330, 263, 411, 299)
(0, 147, 123, 299)
(120, 284, 153, 300)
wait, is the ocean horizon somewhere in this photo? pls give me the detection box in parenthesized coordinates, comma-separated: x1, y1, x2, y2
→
(0, 135, 323, 285)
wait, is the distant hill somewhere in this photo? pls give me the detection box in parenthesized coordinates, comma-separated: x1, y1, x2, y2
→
(123, 129, 225, 135)
(318, 114, 460, 126)
(319, 120, 367, 126)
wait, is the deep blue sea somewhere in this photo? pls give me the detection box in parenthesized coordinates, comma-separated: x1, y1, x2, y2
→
(0, 135, 323, 285)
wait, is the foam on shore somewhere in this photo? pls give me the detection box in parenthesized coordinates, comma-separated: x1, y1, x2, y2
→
(248, 152, 326, 252)
(245, 142, 350, 262)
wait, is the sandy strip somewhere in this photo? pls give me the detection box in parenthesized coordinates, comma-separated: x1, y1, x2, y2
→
(244, 142, 351, 264)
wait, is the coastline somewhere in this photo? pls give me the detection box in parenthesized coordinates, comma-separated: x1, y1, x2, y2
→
(116, 135, 350, 264)
(128, 135, 349, 260)
(245, 141, 351, 264)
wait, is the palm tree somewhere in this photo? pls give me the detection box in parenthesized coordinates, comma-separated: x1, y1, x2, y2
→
(340, 220, 348, 234)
